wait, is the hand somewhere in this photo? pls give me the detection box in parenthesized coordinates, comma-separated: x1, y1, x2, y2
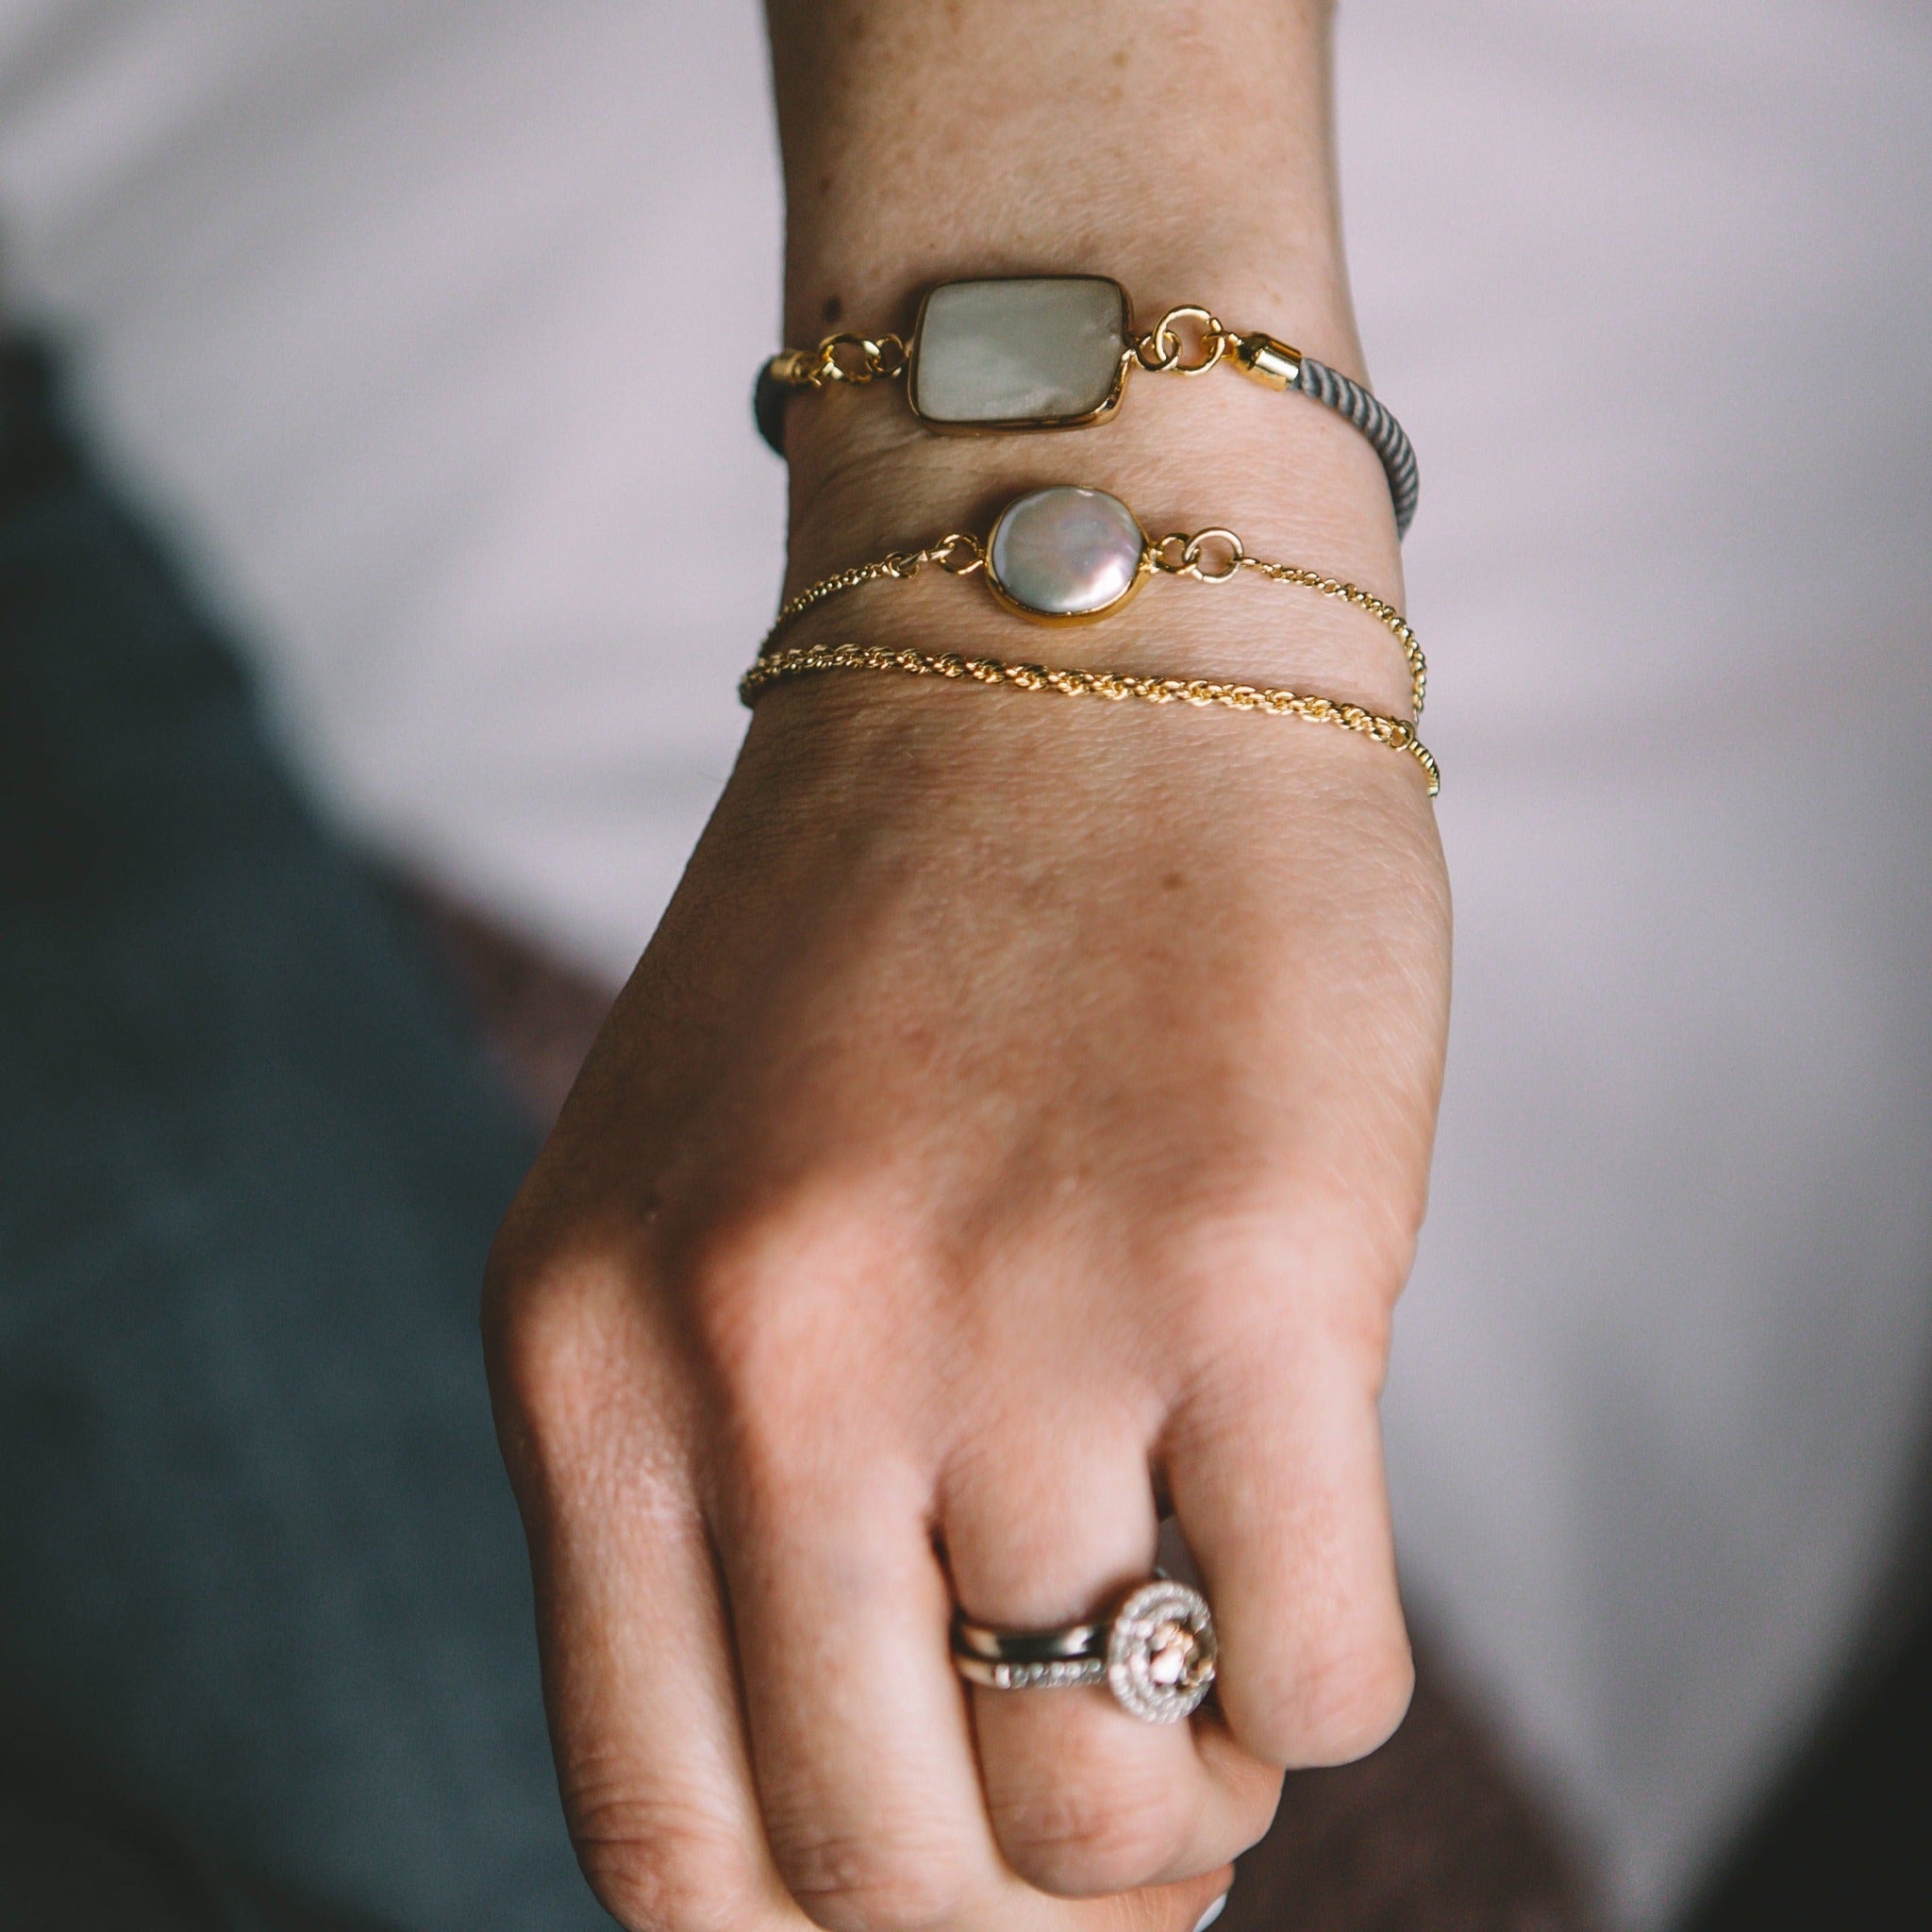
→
(484, 525, 1450, 1930)
(489, 5, 1449, 1926)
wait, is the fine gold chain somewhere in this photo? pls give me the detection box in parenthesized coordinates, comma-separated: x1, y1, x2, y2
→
(765, 528, 1428, 720)
(766, 531, 983, 638)
(739, 641, 1441, 795)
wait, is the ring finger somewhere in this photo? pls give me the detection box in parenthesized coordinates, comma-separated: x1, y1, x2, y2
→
(941, 1407, 1281, 1899)
(717, 1420, 1226, 1932)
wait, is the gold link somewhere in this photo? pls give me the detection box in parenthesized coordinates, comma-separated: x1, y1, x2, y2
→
(813, 334, 885, 385)
(786, 330, 912, 390)
(1178, 529, 1245, 581)
(1135, 305, 1228, 376)
(927, 532, 987, 575)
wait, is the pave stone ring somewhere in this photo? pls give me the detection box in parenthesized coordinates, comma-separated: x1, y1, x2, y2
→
(951, 1579, 1218, 1724)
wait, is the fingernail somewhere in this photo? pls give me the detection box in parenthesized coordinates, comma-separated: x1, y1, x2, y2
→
(1191, 1893, 1229, 1932)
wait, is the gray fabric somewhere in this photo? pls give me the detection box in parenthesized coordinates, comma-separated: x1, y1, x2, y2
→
(0, 337, 608, 1931)
(0, 1706, 396, 1932)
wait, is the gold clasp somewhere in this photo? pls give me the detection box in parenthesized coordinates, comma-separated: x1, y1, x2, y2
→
(806, 332, 908, 387)
(927, 532, 986, 575)
(1153, 529, 1246, 581)
(1136, 306, 1228, 376)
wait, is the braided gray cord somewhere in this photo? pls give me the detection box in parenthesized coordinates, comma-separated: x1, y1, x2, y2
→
(1294, 355, 1419, 539)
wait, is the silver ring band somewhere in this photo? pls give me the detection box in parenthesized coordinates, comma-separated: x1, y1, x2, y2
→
(951, 1579, 1217, 1724)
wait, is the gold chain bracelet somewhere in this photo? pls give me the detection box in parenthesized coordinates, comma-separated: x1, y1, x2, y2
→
(739, 641, 1439, 795)
(770, 304, 1272, 397)
(755, 276, 1421, 537)
(762, 485, 1427, 720)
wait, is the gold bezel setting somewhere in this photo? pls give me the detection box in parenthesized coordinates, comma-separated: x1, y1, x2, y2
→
(905, 275, 1134, 434)
(981, 486, 1151, 625)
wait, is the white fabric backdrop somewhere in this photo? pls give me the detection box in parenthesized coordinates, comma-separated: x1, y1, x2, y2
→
(2, 3, 1927, 1921)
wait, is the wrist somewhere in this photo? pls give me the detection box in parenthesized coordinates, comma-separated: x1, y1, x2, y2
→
(761, 3, 1412, 751)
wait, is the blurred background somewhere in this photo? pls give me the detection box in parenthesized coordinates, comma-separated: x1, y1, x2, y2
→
(0, 3, 1927, 1928)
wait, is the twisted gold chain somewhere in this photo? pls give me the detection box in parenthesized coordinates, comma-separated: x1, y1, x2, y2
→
(766, 526, 1426, 720)
(739, 641, 1439, 795)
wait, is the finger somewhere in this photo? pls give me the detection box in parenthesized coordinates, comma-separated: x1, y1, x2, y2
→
(1166, 1323, 1412, 1770)
(486, 1252, 806, 1932)
(942, 1409, 1281, 1898)
(716, 1378, 1217, 1932)
(716, 1419, 1028, 1932)
(1098, 1871, 1237, 1932)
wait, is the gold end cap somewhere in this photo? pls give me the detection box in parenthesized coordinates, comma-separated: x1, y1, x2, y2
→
(1232, 332, 1301, 391)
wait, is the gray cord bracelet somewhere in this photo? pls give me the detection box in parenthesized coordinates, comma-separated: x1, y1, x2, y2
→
(754, 275, 1420, 537)
(1287, 352, 1419, 538)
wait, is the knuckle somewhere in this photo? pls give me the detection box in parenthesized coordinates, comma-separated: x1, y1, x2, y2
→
(683, 1243, 808, 1425)
(1152, 1201, 1404, 1369)
(765, 1818, 972, 1932)
(989, 1775, 1186, 1895)
(486, 1239, 636, 1452)
(1279, 1632, 1415, 1767)
(679, 1202, 880, 1369)
(674, 1200, 911, 1466)
(1176, 1176, 1413, 1285)
(566, 1784, 764, 1932)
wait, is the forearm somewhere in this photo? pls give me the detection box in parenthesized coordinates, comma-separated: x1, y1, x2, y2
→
(768, 0, 1355, 347)
(763, 0, 1405, 710)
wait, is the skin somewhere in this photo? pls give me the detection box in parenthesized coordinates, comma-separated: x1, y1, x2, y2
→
(483, 5, 1452, 1930)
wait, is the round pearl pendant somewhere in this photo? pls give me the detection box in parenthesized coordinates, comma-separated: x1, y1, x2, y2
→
(985, 486, 1147, 621)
